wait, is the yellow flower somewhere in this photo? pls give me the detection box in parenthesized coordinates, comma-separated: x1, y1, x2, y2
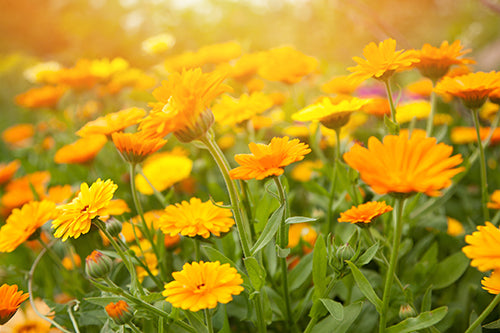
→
(321, 75, 360, 95)
(338, 201, 393, 224)
(1, 171, 50, 212)
(76, 107, 146, 137)
(15, 85, 66, 109)
(1, 298, 56, 332)
(142, 33, 176, 55)
(140, 68, 231, 142)
(198, 41, 242, 65)
(451, 127, 500, 145)
(212, 92, 274, 126)
(348, 38, 420, 83)
(136, 252, 159, 282)
(463, 222, 500, 272)
(258, 46, 318, 84)
(361, 97, 391, 117)
(163, 261, 244, 312)
(48, 59, 100, 90)
(54, 135, 107, 164)
(135, 149, 193, 195)
(89, 57, 129, 81)
(0, 284, 29, 325)
(343, 130, 464, 197)
(488, 190, 500, 209)
(0, 200, 58, 253)
(412, 40, 475, 80)
(482, 269, 500, 295)
(23, 61, 61, 84)
(52, 179, 118, 241)
(447, 217, 465, 237)
(62, 253, 82, 270)
(290, 160, 323, 182)
(229, 52, 265, 81)
(395, 100, 431, 123)
(229, 137, 311, 180)
(112, 131, 166, 164)
(159, 197, 234, 238)
(292, 97, 369, 129)
(434, 71, 500, 109)
(287, 223, 317, 252)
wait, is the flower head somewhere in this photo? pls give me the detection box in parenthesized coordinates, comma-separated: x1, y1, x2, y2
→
(348, 38, 420, 83)
(338, 201, 393, 224)
(112, 131, 166, 164)
(488, 190, 500, 209)
(212, 92, 274, 127)
(0, 284, 29, 325)
(412, 40, 475, 80)
(482, 269, 500, 294)
(343, 130, 464, 197)
(229, 137, 311, 180)
(258, 46, 318, 84)
(2, 123, 35, 148)
(163, 261, 244, 312)
(447, 217, 465, 237)
(85, 250, 113, 279)
(0, 160, 20, 185)
(54, 135, 107, 164)
(395, 100, 431, 123)
(463, 222, 500, 272)
(287, 223, 317, 252)
(52, 179, 118, 241)
(76, 107, 146, 137)
(105, 300, 133, 325)
(0, 200, 58, 252)
(434, 71, 500, 109)
(15, 85, 66, 109)
(159, 197, 234, 238)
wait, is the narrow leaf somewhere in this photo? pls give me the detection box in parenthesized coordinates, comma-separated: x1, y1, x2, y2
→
(251, 204, 284, 255)
(85, 296, 124, 307)
(313, 235, 327, 298)
(289, 252, 313, 291)
(356, 242, 380, 266)
(313, 301, 363, 333)
(286, 216, 318, 224)
(244, 256, 267, 291)
(184, 310, 208, 333)
(431, 251, 469, 290)
(346, 261, 383, 313)
(483, 318, 500, 329)
(320, 298, 344, 320)
(421, 286, 432, 313)
(386, 306, 448, 333)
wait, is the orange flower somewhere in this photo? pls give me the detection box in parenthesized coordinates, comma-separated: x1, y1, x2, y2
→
(287, 223, 317, 252)
(212, 92, 274, 127)
(49, 59, 100, 90)
(0, 200, 58, 252)
(0, 160, 20, 185)
(1, 171, 51, 211)
(412, 40, 475, 80)
(229, 52, 264, 81)
(290, 160, 323, 182)
(62, 253, 82, 270)
(258, 46, 318, 84)
(163, 261, 244, 311)
(488, 190, 500, 209)
(338, 201, 393, 224)
(159, 197, 234, 238)
(348, 38, 420, 83)
(0, 284, 30, 325)
(112, 131, 166, 164)
(463, 222, 500, 272)
(451, 127, 500, 145)
(45, 185, 73, 204)
(54, 135, 107, 164)
(447, 217, 465, 237)
(229, 136, 311, 180)
(15, 85, 66, 109)
(140, 68, 231, 142)
(361, 97, 391, 117)
(105, 300, 132, 325)
(2, 123, 35, 148)
(76, 107, 146, 137)
(482, 269, 500, 294)
(343, 131, 464, 197)
(434, 71, 500, 109)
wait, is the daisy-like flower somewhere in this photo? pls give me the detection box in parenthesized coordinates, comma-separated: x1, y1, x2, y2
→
(463, 222, 500, 272)
(159, 197, 234, 238)
(338, 201, 393, 224)
(163, 261, 244, 312)
(15, 85, 66, 109)
(292, 97, 370, 129)
(258, 46, 318, 84)
(0, 200, 58, 253)
(54, 135, 107, 164)
(434, 71, 500, 109)
(52, 179, 118, 241)
(0, 284, 29, 325)
(229, 136, 311, 180)
(0, 160, 20, 185)
(139, 68, 231, 142)
(412, 40, 475, 80)
(348, 38, 420, 83)
(488, 190, 500, 209)
(76, 107, 146, 138)
(212, 92, 274, 127)
(482, 269, 500, 294)
(343, 130, 464, 197)
(112, 131, 166, 164)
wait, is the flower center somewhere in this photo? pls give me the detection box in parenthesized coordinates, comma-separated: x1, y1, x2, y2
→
(194, 283, 207, 294)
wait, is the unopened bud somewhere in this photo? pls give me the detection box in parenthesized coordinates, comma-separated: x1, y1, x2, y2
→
(85, 250, 113, 279)
(106, 218, 123, 238)
(336, 243, 355, 263)
(399, 304, 417, 319)
(105, 300, 133, 325)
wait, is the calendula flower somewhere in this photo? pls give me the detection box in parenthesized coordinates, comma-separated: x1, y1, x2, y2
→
(290, 160, 323, 182)
(212, 92, 274, 126)
(343, 131, 464, 197)
(49, 59, 100, 90)
(112, 131, 166, 164)
(23, 61, 61, 84)
(142, 33, 176, 55)
(62, 253, 82, 270)
(105, 300, 133, 325)
(100, 68, 156, 95)
(1, 171, 51, 212)
(258, 46, 318, 84)
(90, 57, 129, 81)
(434, 71, 500, 109)
(163, 261, 244, 312)
(159, 197, 234, 238)
(140, 68, 231, 142)
(287, 223, 317, 252)
(45, 185, 73, 204)
(447, 217, 465, 237)
(2, 123, 35, 148)
(0, 284, 29, 325)
(361, 97, 391, 117)
(76, 107, 146, 137)
(451, 127, 500, 145)
(229, 52, 265, 81)
(54, 135, 107, 164)
(229, 136, 311, 180)
(135, 149, 193, 194)
(292, 97, 369, 129)
(463, 222, 500, 272)
(482, 269, 500, 294)
(0, 160, 20, 185)
(52, 179, 118, 241)
(488, 190, 500, 209)
(338, 201, 393, 224)
(321, 75, 360, 95)
(15, 85, 66, 109)
(198, 41, 242, 65)
(1, 298, 57, 332)
(0, 200, 58, 252)
(395, 100, 431, 123)
(348, 38, 420, 83)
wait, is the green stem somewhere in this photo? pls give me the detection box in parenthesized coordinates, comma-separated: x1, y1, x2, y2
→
(274, 177, 294, 330)
(472, 109, 490, 221)
(379, 198, 405, 333)
(37, 238, 65, 269)
(426, 82, 438, 136)
(137, 165, 168, 207)
(326, 137, 339, 234)
(129, 163, 156, 244)
(205, 309, 214, 333)
(465, 292, 500, 333)
(194, 238, 201, 261)
(67, 301, 81, 333)
(384, 78, 399, 135)
(127, 322, 142, 333)
(254, 296, 267, 333)
(303, 317, 319, 333)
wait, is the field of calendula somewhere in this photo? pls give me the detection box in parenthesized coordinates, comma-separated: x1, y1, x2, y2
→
(2, 0, 500, 332)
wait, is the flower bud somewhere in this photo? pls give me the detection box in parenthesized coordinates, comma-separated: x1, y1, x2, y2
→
(85, 250, 113, 279)
(335, 243, 355, 263)
(173, 108, 215, 143)
(105, 300, 133, 325)
(399, 304, 417, 319)
(106, 218, 122, 238)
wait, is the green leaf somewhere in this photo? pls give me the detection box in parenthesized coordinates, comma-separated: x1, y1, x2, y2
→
(203, 246, 251, 290)
(313, 301, 363, 333)
(313, 235, 327, 298)
(276, 244, 291, 258)
(386, 306, 448, 333)
(346, 261, 383, 313)
(431, 251, 469, 290)
(251, 204, 285, 255)
(483, 318, 500, 329)
(384, 114, 400, 135)
(320, 298, 344, 320)
(184, 310, 208, 333)
(285, 216, 318, 224)
(244, 256, 267, 291)
(356, 242, 379, 266)
(289, 252, 313, 291)
(85, 296, 124, 307)
(421, 286, 433, 313)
